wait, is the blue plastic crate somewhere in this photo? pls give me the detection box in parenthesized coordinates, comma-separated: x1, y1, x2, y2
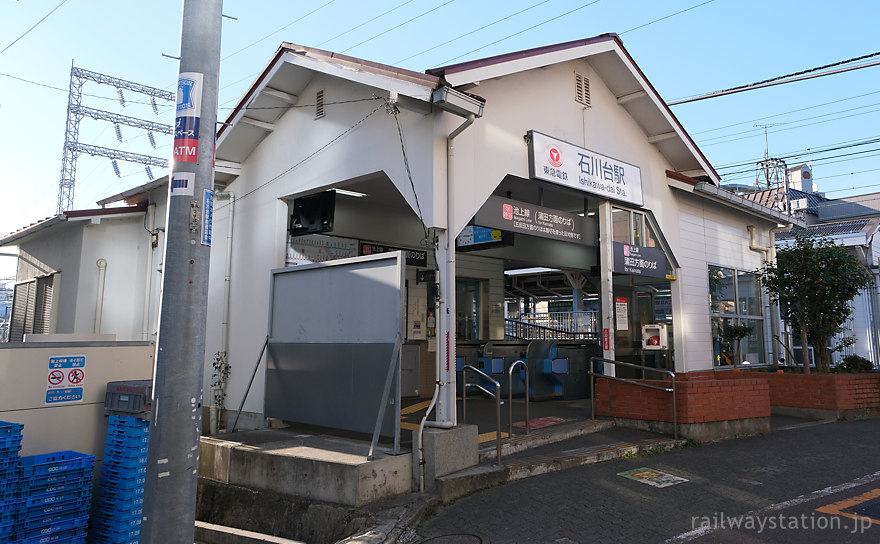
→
(101, 463, 146, 479)
(19, 524, 86, 544)
(88, 533, 139, 544)
(22, 503, 89, 530)
(101, 454, 147, 470)
(18, 452, 95, 479)
(103, 443, 148, 459)
(21, 467, 92, 489)
(0, 459, 18, 479)
(0, 437, 22, 459)
(22, 475, 93, 498)
(21, 496, 90, 521)
(21, 514, 88, 539)
(92, 502, 141, 520)
(0, 422, 23, 438)
(107, 416, 149, 431)
(22, 487, 91, 509)
(0, 498, 20, 523)
(104, 434, 149, 449)
(98, 473, 145, 491)
(91, 489, 143, 510)
(87, 521, 140, 538)
(91, 507, 141, 527)
(0, 478, 19, 499)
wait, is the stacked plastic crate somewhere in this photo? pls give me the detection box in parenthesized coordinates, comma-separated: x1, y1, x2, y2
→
(89, 415, 149, 544)
(0, 421, 24, 544)
(16, 450, 95, 544)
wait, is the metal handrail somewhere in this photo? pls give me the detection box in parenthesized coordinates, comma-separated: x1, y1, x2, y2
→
(508, 360, 530, 437)
(461, 365, 502, 466)
(504, 318, 599, 341)
(588, 357, 678, 440)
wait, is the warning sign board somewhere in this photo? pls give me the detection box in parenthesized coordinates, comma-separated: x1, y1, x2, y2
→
(46, 355, 85, 404)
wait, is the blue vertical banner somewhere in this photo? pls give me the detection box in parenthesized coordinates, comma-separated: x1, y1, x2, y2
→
(173, 72, 204, 167)
(201, 189, 214, 246)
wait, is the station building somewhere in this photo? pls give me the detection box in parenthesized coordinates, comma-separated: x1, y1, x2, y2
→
(1, 35, 799, 455)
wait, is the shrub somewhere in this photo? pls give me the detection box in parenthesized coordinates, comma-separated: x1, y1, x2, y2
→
(837, 355, 874, 373)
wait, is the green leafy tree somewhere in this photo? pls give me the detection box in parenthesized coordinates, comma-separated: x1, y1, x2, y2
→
(758, 234, 872, 373)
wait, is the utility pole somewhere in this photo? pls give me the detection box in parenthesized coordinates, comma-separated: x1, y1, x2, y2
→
(141, 1, 222, 542)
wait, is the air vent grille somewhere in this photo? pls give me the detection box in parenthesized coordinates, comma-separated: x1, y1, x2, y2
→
(316, 89, 325, 119)
(575, 72, 590, 107)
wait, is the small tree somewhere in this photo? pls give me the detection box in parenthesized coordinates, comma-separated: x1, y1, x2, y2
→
(758, 234, 872, 373)
(723, 323, 752, 365)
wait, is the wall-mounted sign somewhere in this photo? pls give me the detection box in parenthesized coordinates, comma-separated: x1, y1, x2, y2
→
(287, 234, 358, 266)
(360, 242, 427, 267)
(613, 242, 666, 278)
(46, 355, 85, 404)
(528, 130, 643, 206)
(615, 297, 629, 330)
(200, 189, 214, 246)
(457, 225, 502, 247)
(475, 196, 588, 244)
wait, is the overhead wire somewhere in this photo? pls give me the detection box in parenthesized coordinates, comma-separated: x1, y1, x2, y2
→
(0, 0, 68, 56)
(221, 0, 338, 61)
(434, 0, 602, 66)
(393, 0, 551, 65)
(316, 0, 417, 47)
(341, 0, 456, 53)
(619, 0, 716, 35)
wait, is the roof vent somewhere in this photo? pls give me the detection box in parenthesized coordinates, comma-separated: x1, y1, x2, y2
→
(575, 72, 590, 107)
(315, 89, 325, 119)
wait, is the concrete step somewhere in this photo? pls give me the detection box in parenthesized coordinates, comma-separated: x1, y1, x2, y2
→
(195, 521, 307, 544)
(478, 418, 614, 462)
(439, 430, 683, 502)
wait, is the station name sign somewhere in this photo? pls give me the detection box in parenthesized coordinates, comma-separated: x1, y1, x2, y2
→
(528, 130, 643, 206)
(475, 196, 588, 245)
(613, 242, 666, 278)
(360, 242, 427, 267)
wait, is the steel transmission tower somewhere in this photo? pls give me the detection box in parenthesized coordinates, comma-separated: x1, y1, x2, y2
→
(57, 65, 175, 214)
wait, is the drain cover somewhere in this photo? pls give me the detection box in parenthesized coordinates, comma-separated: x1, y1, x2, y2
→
(853, 499, 880, 520)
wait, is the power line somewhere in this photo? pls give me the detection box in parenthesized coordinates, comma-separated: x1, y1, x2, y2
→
(669, 51, 880, 105)
(697, 101, 880, 144)
(0, 0, 68, 56)
(341, 0, 456, 53)
(699, 106, 880, 148)
(317, 0, 417, 48)
(435, 0, 602, 66)
(619, 0, 716, 35)
(394, 0, 551, 65)
(715, 135, 880, 170)
(221, 1, 337, 61)
(691, 89, 880, 136)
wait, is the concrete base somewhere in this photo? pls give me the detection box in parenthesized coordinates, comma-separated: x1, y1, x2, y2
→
(199, 429, 411, 507)
(411, 424, 479, 492)
(611, 417, 771, 443)
(771, 405, 880, 421)
(195, 521, 306, 544)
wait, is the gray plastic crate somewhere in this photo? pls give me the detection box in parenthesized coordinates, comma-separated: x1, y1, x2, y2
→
(103, 381, 153, 418)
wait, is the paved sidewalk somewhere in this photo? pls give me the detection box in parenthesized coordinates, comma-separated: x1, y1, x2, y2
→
(410, 419, 880, 543)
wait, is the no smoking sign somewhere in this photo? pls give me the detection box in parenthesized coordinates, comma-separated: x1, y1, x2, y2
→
(46, 355, 86, 404)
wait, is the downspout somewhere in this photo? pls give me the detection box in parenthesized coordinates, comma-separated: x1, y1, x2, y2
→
(748, 224, 790, 365)
(210, 191, 235, 435)
(418, 113, 475, 492)
(94, 258, 107, 334)
(142, 203, 156, 341)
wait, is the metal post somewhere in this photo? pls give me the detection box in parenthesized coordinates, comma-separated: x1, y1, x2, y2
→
(141, 1, 222, 542)
(508, 360, 529, 437)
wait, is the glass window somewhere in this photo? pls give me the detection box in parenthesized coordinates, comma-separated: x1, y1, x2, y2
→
(737, 270, 761, 316)
(709, 266, 765, 365)
(708, 265, 735, 314)
(612, 208, 631, 244)
(632, 213, 644, 247)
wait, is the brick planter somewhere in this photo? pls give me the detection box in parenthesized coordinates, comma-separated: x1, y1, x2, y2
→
(742, 371, 880, 420)
(594, 373, 770, 442)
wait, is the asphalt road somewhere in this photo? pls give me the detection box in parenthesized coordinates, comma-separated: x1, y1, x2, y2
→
(413, 418, 880, 543)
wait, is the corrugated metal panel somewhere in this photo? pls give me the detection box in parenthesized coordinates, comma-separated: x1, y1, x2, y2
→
(776, 219, 869, 240)
(33, 275, 54, 334)
(9, 281, 34, 342)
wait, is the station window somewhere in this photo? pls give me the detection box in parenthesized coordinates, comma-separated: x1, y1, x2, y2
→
(709, 265, 764, 365)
